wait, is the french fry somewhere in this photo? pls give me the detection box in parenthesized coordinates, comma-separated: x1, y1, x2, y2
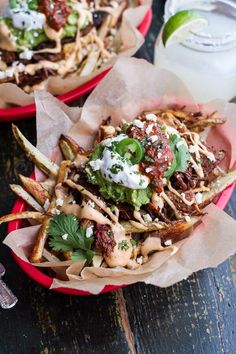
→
(30, 161, 71, 263)
(59, 135, 89, 162)
(80, 49, 100, 77)
(148, 216, 201, 243)
(0, 211, 44, 225)
(43, 249, 60, 262)
(187, 116, 226, 132)
(19, 174, 50, 206)
(110, 2, 127, 27)
(59, 135, 77, 161)
(121, 220, 166, 233)
(98, 14, 111, 40)
(30, 217, 51, 263)
(10, 184, 44, 212)
(100, 125, 116, 139)
(12, 124, 59, 176)
(201, 168, 236, 205)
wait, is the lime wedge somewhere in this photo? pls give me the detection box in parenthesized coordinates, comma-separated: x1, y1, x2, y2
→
(162, 10, 208, 47)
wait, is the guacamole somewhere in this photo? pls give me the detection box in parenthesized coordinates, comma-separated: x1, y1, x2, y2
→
(0, 0, 88, 51)
(85, 142, 152, 211)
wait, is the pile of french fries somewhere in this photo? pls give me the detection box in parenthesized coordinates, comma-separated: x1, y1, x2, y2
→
(0, 109, 235, 268)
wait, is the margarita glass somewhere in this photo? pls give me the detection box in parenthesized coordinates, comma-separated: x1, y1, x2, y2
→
(154, 0, 236, 102)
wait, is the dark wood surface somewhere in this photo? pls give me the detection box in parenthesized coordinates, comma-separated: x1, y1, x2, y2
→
(0, 1, 236, 353)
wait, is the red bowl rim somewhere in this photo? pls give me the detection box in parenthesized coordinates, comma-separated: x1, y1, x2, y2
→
(6, 169, 235, 295)
(0, 7, 152, 122)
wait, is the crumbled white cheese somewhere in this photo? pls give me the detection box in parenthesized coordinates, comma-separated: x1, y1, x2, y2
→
(145, 167, 153, 173)
(55, 198, 64, 207)
(150, 135, 158, 143)
(86, 226, 94, 238)
(157, 152, 162, 159)
(195, 192, 203, 204)
(164, 240, 172, 246)
(143, 214, 152, 223)
(146, 113, 157, 121)
(51, 208, 60, 215)
(0, 71, 6, 79)
(146, 124, 154, 135)
(19, 49, 33, 60)
(154, 217, 159, 222)
(62, 233, 68, 240)
(87, 200, 95, 208)
(176, 140, 184, 148)
(5, 68, 14, 78)
(133, 119, 144, 129)
(189, 144, 198, 154)
(184, 215, 191, 223)
(162, 177, 167, 186)
(102, 134, 127, 147)
(136, 255, 143, 265)
(89, 159, 104, 171)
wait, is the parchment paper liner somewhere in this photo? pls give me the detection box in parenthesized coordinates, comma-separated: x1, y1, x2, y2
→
(3, 58, 236, 294)
(0, 0, 152, 108)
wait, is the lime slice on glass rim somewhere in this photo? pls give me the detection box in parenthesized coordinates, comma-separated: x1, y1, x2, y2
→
(162, 10, 208, 47)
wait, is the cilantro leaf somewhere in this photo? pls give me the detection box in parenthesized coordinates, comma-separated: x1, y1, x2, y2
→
(164, 134, 190, 178)
(47, 214, 95, 265)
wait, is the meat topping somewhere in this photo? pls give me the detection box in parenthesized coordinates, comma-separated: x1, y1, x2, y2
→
(95, 224, 116, 256)
(39, 0, 72, 31)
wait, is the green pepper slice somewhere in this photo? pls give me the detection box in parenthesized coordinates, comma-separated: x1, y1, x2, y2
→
(116, 138, 143, 164)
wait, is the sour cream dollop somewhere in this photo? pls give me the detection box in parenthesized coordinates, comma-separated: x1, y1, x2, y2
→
(89, 135, 149, 190)
(4, 4, 45, 31)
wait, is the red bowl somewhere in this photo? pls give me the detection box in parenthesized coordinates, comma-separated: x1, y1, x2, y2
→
(0, 8, 152, 122)
(7, 172, 235, 295)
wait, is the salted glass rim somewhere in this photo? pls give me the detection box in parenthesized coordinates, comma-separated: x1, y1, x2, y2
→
(164, 0, 236, 50)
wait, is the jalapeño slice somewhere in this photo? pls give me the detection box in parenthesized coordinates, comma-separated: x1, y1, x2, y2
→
(116, 138, 143, 164)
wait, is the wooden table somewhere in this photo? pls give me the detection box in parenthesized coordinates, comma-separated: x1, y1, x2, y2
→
(0, 1, 236, 353)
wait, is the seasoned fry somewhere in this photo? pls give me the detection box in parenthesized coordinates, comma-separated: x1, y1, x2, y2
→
(80, 49, 100, 77)
(188, 116, 227, 132)
(148, 216, 201, 244)
(59, 135, 78, 161)
(10, 184, 44, 212)
(12, 124, 59, 177)
(98, 14, 112, 40)
(42, 249, 60, 262)
(19, 174, 50, 206)
(0, 211, 44, 225)
(30, 217, 51, 263)
(201, 168, 236, 205)
(121, 220, 166, 233)
(30, 161, 71, 263)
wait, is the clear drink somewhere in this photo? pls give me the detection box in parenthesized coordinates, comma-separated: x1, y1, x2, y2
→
(154, 0, 236, 102)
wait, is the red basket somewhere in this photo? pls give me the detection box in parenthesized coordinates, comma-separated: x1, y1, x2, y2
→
(0, 8, 152, 122)
(7, 171, 235, 295)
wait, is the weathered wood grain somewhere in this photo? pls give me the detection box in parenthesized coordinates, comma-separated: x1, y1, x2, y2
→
(0, 1, 236, 354)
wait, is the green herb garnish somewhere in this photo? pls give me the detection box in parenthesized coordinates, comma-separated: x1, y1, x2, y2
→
(120, 123, 130, 134)
(130, 239, 137, 247)
(47, 214, 95, 265)
(164, 134, 190, 178)
(144, 155, 154, 163)
(118, 240, 130, 251)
